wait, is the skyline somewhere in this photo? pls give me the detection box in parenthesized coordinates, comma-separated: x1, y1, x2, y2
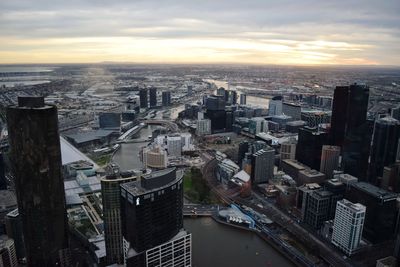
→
(0, 0, 399, 66)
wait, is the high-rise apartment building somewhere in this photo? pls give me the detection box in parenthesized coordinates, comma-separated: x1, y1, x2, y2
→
(332, 199, 366, 256)
(6, 96, 70, 266)
(102, 172, 137, 265)
(368, 116, 400, 185)
(320, 145, 341, 179)
(120, 168, 191, 267)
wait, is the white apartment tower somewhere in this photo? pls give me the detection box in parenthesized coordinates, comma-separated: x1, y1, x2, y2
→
(332, 199, 366, 256)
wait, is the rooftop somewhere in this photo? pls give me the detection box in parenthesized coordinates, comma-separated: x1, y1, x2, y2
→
(352, 182, 397, 201)
(339, 199, 366, 212)
(121, 168, 182, 197)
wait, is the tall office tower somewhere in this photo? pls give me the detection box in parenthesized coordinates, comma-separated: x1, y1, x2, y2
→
(248, 117, 267, 135)
(205, 95, 226, 133)
(0, 235, 17, 267)
(345, 182, 397, 243)
(238, 141, 250, 167)
(230, 91, 237, 105)
(381, 162, 400, 192)
(102, 172, 137, 265)
(368, 116, 400, 185)
(5, 209, 25, 261)
(240, 94, 247, 105)
(340, 84, 370, 180)
(330, 86, 350, 147)
(121, 168, 191, 267)
(268, 96, 283, 116)
(392, 105, 400, 121)
(139, 89, 148, 108)
(0, 153, 6, 190)
(251, 147, 275, 184)
(225, 106, 234, 132)
(280, 140, 297, 163)
(302, 189, 339, 229)
(282, 102, 301, 120)
(320, 145, 341, 179)
(187, 85, 193, 96)
(295, 127, 329, 170)
(216, 87, 226, 97)
(332, 199, 366, 256)
(149, 87, 157, 107)
(6, 96, 69, 266)
(162, 91, 172, 106)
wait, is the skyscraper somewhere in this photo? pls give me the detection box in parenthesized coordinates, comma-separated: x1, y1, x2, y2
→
(368, 116, 400, 185)
(102, 172, 137, 265)
(162, 91, 172, 106)
(187, 85, 193, 96)
(340, 84, 371, 180)
(296, 127, 329, 170)
(149, 87, 157, 107)
(0, 153, 6, 190)
(240, 94, 247, 105)
(330, 86, 350, 147)
(332, 199, 366, 256)
(139, 89, 148, 108)
(6, 96, 69, 266)
(121, 168, 191, 267)
(268, 96, 283, 116)
(251, 147, 275, 184)
(320, 145, 341, 179)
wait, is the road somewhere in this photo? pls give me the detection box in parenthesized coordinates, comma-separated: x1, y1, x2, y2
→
(183, 204, 220, 216)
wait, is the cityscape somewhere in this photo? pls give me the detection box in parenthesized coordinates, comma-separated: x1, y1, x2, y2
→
(0, 1, 400, 267)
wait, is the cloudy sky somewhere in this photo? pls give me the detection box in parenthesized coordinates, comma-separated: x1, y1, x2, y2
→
(0, 0, 399, 65)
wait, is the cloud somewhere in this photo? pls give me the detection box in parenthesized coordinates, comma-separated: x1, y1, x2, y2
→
(0, 0, 399, 65)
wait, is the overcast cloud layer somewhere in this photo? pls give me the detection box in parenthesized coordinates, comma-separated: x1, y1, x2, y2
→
(0, 0, 399, 65)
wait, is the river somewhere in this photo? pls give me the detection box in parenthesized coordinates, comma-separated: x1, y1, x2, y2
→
(184, 218, 294, 267)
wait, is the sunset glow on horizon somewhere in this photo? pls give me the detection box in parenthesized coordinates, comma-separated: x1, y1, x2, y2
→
(0, 1, 399, 65)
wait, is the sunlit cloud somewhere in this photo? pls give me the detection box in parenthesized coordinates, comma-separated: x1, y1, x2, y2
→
(0, 0, 399, 65)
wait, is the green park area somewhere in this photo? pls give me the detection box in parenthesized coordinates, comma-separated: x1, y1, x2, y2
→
(91, 153, 113, 167)
(183, 167, 220, 204)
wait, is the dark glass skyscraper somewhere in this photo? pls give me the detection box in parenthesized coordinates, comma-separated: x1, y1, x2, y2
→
(149, 87, 157, 107)
(341, 84, 370, 180)
(296, 127, 329, 170)
(121, 168, 191, 267)
(6, 96, 69, 266)
(162, 91, 171, 106)
(139, 89, 148, 108)
(368, 116, 400, 185)
(330, 86, 350, 147)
